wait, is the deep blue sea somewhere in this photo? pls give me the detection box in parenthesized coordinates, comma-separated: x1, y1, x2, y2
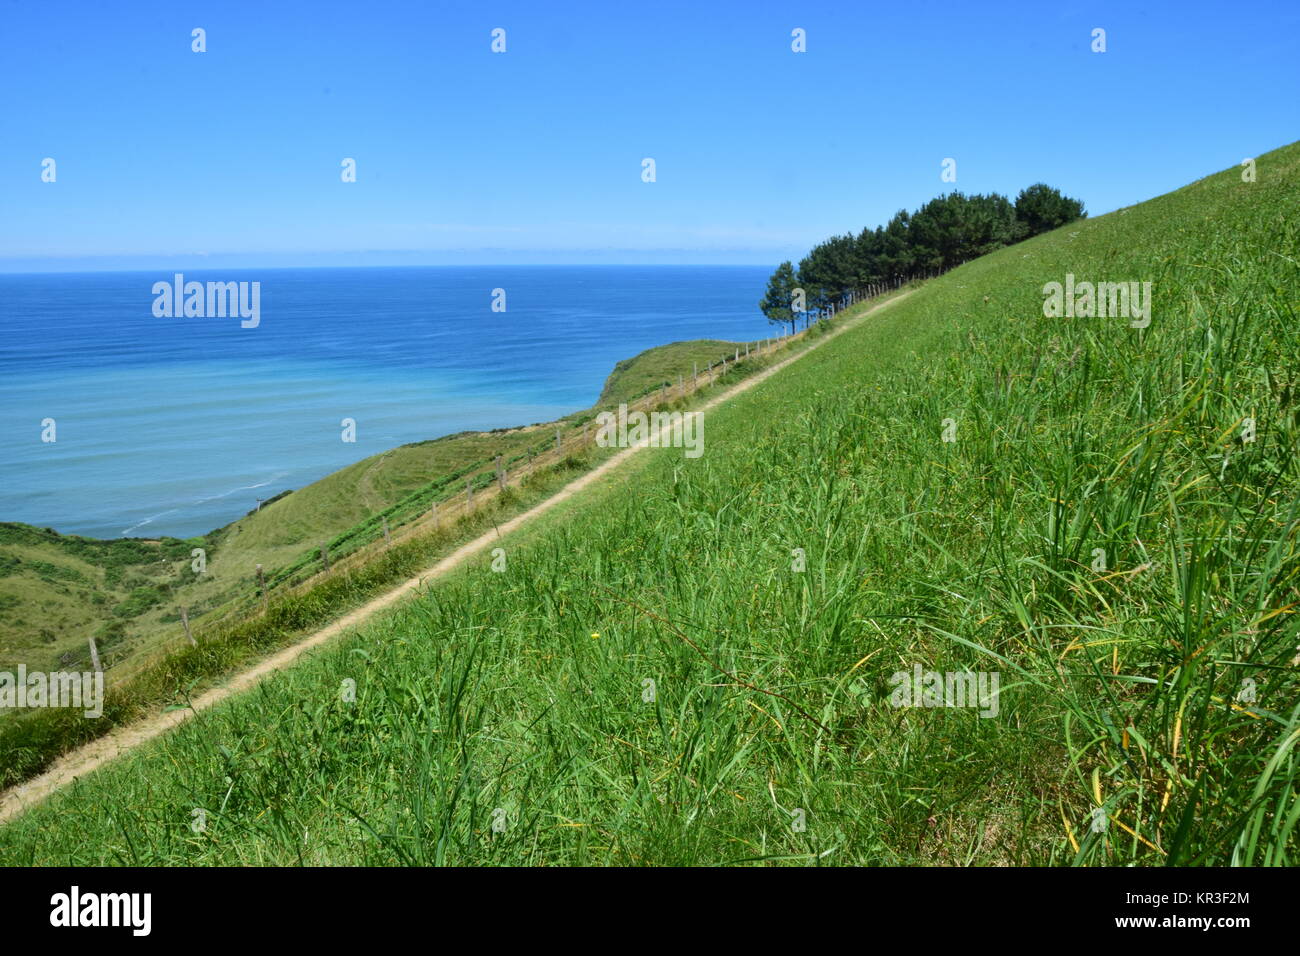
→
(0, 266, 772, 539)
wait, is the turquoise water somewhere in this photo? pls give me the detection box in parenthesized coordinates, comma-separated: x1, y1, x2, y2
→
(0, 266, 772, 538)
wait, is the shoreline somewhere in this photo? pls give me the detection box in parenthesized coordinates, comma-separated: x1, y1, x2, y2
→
(4, 333, 762, 544)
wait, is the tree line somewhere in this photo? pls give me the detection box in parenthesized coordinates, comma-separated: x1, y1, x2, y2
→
(760, 183, 1086, 332)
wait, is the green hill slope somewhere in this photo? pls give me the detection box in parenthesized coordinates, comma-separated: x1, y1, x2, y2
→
(3, 143, 1297, 865)
(598, 338, 767, 405)
(0, 339, 761, 680)
(0, 429, 547, 675)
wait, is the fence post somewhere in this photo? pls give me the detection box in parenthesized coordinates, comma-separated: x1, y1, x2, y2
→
(88, 636, 102, 673)
(556, 427, 562, 453)
(256, 563, 268, 610)
(496, 454, 506, 490)
(320, 542, 330, 571)
(693, 361, 698, 388)
(431, 499, 439, 528)
(678, 372, 683, 396)
(180, 605, 196, 646)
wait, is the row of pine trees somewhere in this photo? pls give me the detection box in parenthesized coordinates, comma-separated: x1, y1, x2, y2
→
(760, 184, 1086, 332)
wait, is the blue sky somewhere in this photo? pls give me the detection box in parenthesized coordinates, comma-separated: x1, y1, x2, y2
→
(1, 0, 1296, 271)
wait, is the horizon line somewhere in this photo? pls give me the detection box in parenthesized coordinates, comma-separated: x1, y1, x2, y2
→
(0, 261, 782, 276)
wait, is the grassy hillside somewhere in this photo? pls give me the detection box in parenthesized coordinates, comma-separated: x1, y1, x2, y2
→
(0, 339, 768, 679)
(0, 324, 809, 787)
(0, 526, 196, 670)
(598, 338, 771, 405)
(2, 143, 1297, 865)
(0, 430, 541, 675)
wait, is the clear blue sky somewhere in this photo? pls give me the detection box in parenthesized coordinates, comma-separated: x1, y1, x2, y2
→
(1, 0, 1296, 271)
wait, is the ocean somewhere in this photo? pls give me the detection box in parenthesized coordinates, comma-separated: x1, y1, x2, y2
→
(0, 266, 773, 539)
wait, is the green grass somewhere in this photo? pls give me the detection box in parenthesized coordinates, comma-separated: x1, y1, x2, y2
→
(2, 143, 1297, 865)
(598, 338, 774, 405)
(0, 317, 809, 789)
(0, 526, 197, 670)
(0, 452, 601, 789)
(0, 428, 569, 676)
(0, 335, 774, 679)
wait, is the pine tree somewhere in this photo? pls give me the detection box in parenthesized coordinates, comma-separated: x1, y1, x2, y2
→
(1015, 184, 1087, 236)
(759, 260, 800, 334)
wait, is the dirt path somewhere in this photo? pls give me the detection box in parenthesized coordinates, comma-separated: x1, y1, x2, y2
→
(0, 292, 910, 825)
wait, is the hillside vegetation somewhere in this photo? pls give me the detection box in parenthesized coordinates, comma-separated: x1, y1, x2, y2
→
(0, 430, 541, 673)
(598, 339, 769, 406)
(0, 328, 804, 787)
(0, 338, 755, 677)
(2, 143, 1297, 865)
(762, 181, 1086, 329)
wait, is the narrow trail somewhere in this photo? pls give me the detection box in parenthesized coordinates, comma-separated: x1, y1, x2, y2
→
(0, 292, 911, 825)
